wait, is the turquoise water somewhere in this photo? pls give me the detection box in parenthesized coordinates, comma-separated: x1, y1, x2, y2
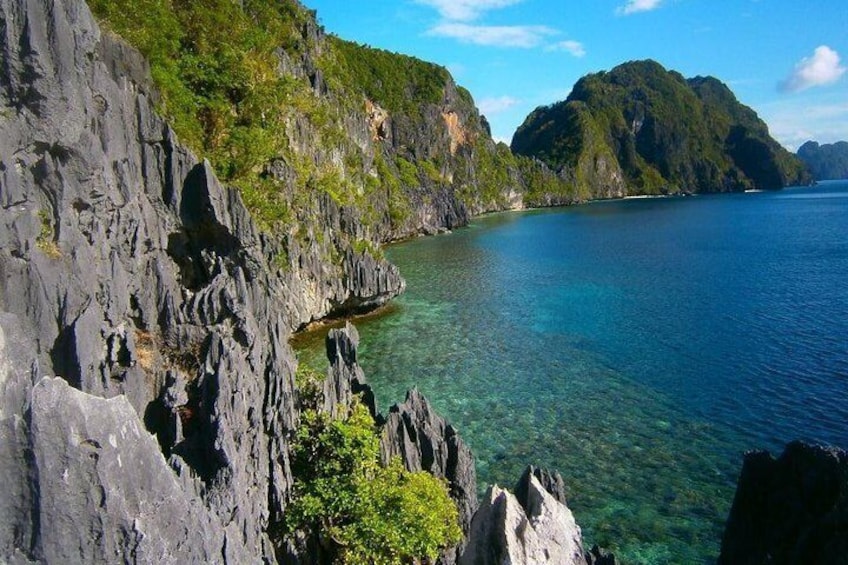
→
(295, 181, 848, 563)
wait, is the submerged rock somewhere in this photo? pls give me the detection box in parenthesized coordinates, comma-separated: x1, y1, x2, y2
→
(718, 441, 848, 564)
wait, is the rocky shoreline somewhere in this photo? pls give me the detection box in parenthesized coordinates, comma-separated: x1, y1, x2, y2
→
(0, 0, 846, 563)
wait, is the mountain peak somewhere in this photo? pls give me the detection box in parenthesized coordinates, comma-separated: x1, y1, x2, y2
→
(512, 62, 811, 195)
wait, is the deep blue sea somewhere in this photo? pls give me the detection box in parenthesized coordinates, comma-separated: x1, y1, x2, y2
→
(295, 181, 848, 563)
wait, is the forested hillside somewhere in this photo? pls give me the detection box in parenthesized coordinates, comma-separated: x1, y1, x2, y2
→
(512, 60, 811, 196)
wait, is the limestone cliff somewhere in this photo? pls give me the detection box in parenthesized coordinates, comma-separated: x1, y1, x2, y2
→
(0, 0, 302, 559)
(73, 0, 578, 329)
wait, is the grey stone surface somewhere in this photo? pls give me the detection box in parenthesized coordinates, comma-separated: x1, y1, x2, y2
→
(513, 466, 618, 565)
(322, 322, 377, 419)
(515, 465, 569, 509)
(460, 476, 588, 565)
(0, 0, 305, 560)
(0, 314, 40, 564)
(29, 377, 236, 563)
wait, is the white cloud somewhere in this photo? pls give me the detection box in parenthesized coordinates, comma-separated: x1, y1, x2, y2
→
(758, 98, 848, 150)
(428, 23, 557, 48)
(780, 46, 846, 93)
(414, 0, 522, 21)
(478, 96, 520, 115)
(545, 40, 586, 58)
(616, 0, 663, 15)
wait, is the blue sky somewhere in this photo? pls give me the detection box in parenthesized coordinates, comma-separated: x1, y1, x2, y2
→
(304, 0, 847, 150)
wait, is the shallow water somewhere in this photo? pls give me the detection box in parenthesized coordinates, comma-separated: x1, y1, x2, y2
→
(295, 181, 848, 563)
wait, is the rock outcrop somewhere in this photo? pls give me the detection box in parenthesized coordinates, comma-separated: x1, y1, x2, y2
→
(380, 389, 478, 531)
(380, 389, 478, 564)
(718, 441, 848, 564)
(515, 465, 569, 508)
(29, 376, 253, 563)
(455, 465, 617, 565)
(322, 322, 377, 419)
(585, 545, 618, 565)
(460, 474, 588, 565)
(317, 324, 477, 563)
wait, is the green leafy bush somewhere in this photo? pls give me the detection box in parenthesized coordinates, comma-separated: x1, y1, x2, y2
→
(287, 402, 461, 564)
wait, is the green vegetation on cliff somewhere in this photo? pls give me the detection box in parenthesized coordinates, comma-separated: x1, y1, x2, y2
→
(797, 141, 848, 180)
(512, 60, 811, 195)
(90, 0, 575, 244)
(322, 37, 450, 119)
(89, 0, 320, 226)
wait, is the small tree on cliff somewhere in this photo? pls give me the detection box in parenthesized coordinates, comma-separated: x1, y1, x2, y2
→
(285, 399, 461, 564)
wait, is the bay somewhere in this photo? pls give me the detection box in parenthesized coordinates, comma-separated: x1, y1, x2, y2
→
(295, 181, 848, 563)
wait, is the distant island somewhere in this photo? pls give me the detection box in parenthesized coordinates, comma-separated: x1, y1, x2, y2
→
(511, 60, 811, 197)
(797, 141, 848, 180)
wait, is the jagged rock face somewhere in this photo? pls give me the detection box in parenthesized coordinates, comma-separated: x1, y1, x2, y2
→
(380, 388, 479, 564)
(718, 441, 848, 564)
(322, 322, 377, 419)
(0, 314, 40, 563)
(460, 475, 588, 565)
(514, 467, 618, 565)
(380, 389, 479, 532)
(0, 0, 301, 559)
(515, 465, 569, 509)
(29, 377, 252, 563)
